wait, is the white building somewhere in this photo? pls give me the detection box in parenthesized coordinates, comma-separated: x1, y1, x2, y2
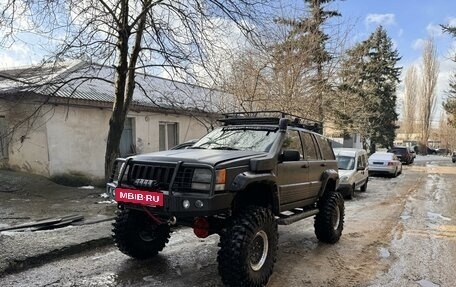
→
(0, 61, 231, 182)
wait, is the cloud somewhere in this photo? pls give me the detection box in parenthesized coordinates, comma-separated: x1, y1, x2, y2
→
(398, 28, 404, 37)
(365, 13, 396, 26)
(412, 38, 426, 50)
(426, 23, 443, 37)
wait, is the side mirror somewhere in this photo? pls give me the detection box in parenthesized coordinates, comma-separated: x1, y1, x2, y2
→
(281, 150, 301, 162)
(357, 166, 365, 171)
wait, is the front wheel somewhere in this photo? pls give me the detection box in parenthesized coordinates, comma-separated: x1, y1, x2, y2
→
(315, 192, 344, 244)
(112, 208, 171, 259)
(217, 206, 278, 287)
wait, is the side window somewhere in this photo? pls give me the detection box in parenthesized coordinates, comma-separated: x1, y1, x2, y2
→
(357, 155, 363, 168)
(283, 130, 303, 159)
(314, 134, 335, 160)
(300, 132, 320, 160)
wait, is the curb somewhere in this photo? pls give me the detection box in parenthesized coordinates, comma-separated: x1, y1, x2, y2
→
(0, 236, 113, 277)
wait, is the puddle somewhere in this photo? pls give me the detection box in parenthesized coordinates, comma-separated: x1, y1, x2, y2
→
(417, 279, 440, 287)
(378, 247, 390, 258)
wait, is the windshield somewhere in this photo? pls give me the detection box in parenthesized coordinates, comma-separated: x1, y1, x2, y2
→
(336, 155, 355, 170)
(191, 127, 278, 152)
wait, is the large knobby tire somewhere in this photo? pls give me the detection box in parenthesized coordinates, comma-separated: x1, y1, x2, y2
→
(314, 192, 344, 244)
(217, 206, 278, 287)
(112, 208, 170, 259)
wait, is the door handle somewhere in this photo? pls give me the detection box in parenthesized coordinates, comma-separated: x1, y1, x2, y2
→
(301, 164, 309, 168)
(320, 163, 326, 167)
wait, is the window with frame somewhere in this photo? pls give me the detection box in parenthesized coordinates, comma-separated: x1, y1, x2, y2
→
(120, 117, 135, 156)
(301, 132, 320, 160)
(159, 122, 178, 151)
(314, 134, 335, 160)
(282, 130, 303, 159)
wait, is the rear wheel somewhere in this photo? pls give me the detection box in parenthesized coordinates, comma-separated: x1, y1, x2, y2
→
(218, 206, 278, 287)
(112, 208, 170, 259)
(360, 178, 368, 192)
(315, 192, 344, 243)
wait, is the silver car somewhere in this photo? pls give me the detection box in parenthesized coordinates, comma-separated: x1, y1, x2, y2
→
(368, 152, 402, 177)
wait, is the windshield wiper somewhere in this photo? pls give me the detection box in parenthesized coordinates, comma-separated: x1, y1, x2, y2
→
(211, 146, 239, 150)
(188, 146, 206, 149)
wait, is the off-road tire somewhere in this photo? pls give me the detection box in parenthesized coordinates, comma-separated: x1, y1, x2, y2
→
(217, 206, 278, 287)
(112, 208, 170, 259)
(314, 192, 344, 244)
(360, 178, 368, 192)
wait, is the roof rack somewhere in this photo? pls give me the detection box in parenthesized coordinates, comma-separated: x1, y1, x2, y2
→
(219, 111, 323, 133)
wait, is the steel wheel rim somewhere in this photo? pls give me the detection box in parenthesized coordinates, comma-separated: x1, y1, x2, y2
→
(249, 230, 269, 271)
(333, 205, 341, 230)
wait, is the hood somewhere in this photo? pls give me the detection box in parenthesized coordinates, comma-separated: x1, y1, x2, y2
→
(130, 149, 267, 166)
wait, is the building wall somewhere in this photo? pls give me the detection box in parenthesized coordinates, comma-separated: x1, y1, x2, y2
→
(46, 105, 111, 179)
(3, 100, 51, 176)
(3, 101, 210, 180)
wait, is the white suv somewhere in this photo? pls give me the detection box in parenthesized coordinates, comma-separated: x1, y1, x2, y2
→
(333, 148, 369, 199)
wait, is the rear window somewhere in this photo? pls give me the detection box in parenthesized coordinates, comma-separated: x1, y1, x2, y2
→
(389, 148, 407, 155)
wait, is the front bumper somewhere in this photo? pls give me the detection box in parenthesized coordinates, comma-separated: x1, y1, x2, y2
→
(107, 182, 234, 219)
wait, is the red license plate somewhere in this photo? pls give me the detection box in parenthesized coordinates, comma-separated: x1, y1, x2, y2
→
(115, 188, 164, 206)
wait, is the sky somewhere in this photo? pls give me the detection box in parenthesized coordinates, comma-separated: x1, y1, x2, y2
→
(1, 0, 456, 121)
(332, 0, 456, 122)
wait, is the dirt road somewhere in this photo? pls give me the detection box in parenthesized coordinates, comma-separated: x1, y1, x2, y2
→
(1, 156, 455, 287)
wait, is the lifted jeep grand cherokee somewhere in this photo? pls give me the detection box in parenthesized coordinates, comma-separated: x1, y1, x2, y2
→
(107, 112, 344, 287)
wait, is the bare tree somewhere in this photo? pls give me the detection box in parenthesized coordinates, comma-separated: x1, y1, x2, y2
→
(0, 0, 267, 179)
(402, 65, 418, 138)
(418, 38, 439, 153)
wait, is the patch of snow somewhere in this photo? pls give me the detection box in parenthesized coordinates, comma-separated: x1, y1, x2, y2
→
(97, 200, 115, 204)
(100, 193, 109, 198)
(378, 247, 390, 258)
(427, 212, 451, 221)
(78, 185, 95, 189)
(417, 279, 440, 287)
(400, 215, 411, 220)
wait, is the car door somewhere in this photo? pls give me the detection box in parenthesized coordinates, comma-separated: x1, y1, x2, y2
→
(277, 129, 311, 207)
(354, 154, 368, 187)
(301, 132, 327, 198)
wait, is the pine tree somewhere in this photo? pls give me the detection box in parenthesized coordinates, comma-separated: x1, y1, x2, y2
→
(272, 0, 340, 122)
(441, 25, 456, 127)
(335, 26, 401, 152)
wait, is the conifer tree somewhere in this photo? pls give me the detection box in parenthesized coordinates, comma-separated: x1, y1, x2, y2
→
(335, 26, 401, 152)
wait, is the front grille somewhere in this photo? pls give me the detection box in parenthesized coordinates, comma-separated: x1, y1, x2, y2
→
(129, 164, 175, 190)
(173, 167, 195, 192)
(127, 163, 207, 193)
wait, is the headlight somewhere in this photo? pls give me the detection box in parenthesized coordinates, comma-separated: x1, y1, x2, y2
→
(340, 175, 349, 182)
(192, 169, 212, 191)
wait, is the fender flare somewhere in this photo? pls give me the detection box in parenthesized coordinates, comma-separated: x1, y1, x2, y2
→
(318, 169, 340, 197)
(230, 171, 279, 213)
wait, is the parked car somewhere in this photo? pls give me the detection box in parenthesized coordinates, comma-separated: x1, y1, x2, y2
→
(452, 151, 456, 163)
(368, 152, 402, 177)
(106, 112, 343, 286)
(408, 146, 416, 160)
(333, 148, 369, 199)
(388, 146, 413, 164)
(170, 139, 198, 150)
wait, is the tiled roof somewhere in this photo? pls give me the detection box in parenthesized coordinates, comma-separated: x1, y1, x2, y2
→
(0, 61, 234, 112)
